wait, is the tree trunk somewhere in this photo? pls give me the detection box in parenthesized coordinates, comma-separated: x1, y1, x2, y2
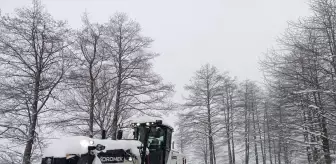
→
(316, 92, 332, 164)
(278, 106, 282, 164)
(22, 70, 41, 164)
(226, 129, 232, 164)
(307, 109, 318, 163)
(244, 90, 250, 164)
(265, 102, 273, 164)
(321, 116, 331, 164)
(204, 71, 215, 164)
(278, 137, 281, 164)
(230, 92, 236, 164)
(22, 115, 37, 164)
(111, 69, 121, 140)
(302, 104, 311, 163)
(256, 106, 266, 164)
(88, 38, 98, 138)
(252, 105, 259, 164)
(89, 65, 95, 138)
(231, 123, 236, 164)
(245, 91, 250, 164)
(204, 138, 209, 164)
(208, 116, 214, 164)
(225, 92, 233, 164)
(273, 140, 277, 164)
(284, 143, 289, 164)
(262, 104, 267, 164)
(112, 33, 123, 140)
(207, 78, 214, 164)
(213, 142, 217, 164)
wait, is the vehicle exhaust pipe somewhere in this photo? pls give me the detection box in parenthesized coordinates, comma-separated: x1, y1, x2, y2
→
(102, 130, 106, 139)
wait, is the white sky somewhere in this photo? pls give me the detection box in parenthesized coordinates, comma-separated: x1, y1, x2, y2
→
(0, 0, 311, 103)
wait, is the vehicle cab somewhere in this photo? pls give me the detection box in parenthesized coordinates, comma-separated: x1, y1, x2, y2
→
(128, 119, 173, 164)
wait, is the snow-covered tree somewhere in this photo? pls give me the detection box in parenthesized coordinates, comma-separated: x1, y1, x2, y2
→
(181, 64, 224, 164)
(0, 1, 72, 163)
(103, 13, 174, 139)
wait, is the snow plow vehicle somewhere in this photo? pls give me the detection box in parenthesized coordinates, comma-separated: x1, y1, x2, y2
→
(41, 117, 186, 164)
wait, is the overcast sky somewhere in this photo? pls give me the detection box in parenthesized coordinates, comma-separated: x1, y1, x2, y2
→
(1, 0, 311, 102)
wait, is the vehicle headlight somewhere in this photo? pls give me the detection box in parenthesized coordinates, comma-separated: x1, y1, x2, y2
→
(125, 149, 136, 161)
(80, 140, 94, 147)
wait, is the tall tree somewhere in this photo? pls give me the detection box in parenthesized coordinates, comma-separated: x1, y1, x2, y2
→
(260, 0, 336, 160)
(218, 73, 237, 164)
(182, 64, 223, 164)
(67, 13, 111, 138)
(174, 114, 192, 154)
(0, 1, 71, 164)
(103, 13, 174, 139)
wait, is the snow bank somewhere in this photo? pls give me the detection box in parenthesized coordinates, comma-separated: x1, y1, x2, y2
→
(43, 136, 88, 157)
(129, 116, 174, 129)
(43, 136, 143, 158)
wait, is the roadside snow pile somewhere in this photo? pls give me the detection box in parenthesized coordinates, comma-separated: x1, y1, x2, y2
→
(129, 115, 174, 129)
(43, 136, 88, 157)
(43, 136, 143, 158)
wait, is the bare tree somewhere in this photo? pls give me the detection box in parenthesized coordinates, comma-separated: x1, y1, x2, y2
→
(239, 80, 252, 164)
(0, 1, 71, 164)
(66, 12, 112, 138)
(182, 64, 223, 164)
(218, 73, 238, 164)
(103, 13, 174, 139)
(174, 114, 192, 154)
(260, 2, 336, 160)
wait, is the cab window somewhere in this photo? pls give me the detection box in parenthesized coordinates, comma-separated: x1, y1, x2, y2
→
(148, 127, 165, 150)
(135, 126, 166, 150)
(166, 129, 172, 150)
